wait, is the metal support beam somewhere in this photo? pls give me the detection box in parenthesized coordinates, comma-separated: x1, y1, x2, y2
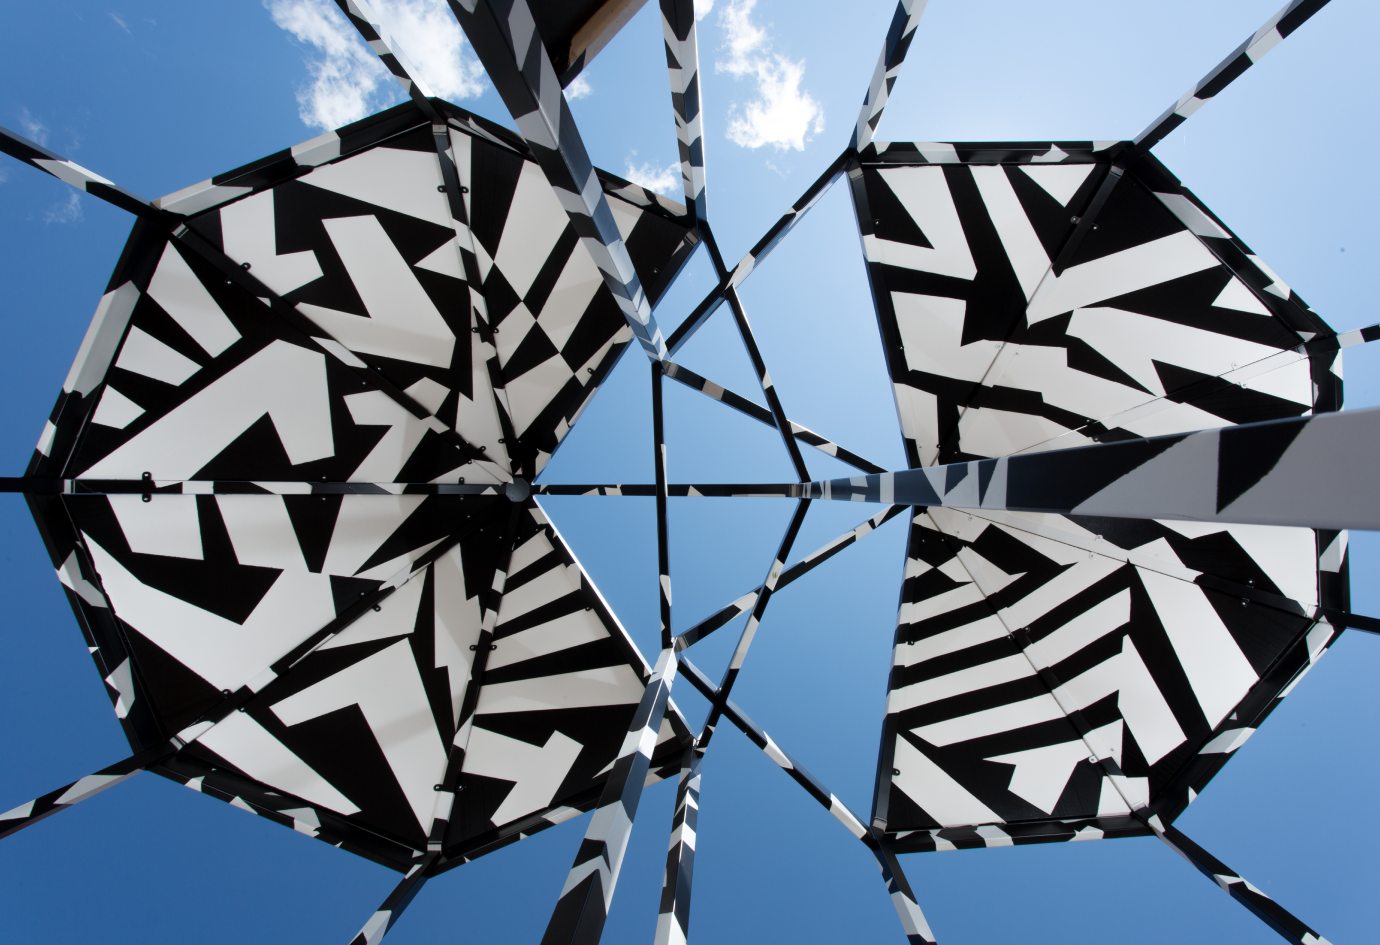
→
(1132, 0, 1333, 154)
(665, 154, 848, 356)
(0, 743, 172, 841)
(851, 0, 929, 152)
(698, 500, 809, 749)
(347, 854, 437, 945)
(332, 0, 440, 118)
(663, 360, 886, 474)
(676, 656, 939, 944)
(1321, 609, 1380, 635)
(1154, 822, 1332, 945)
(447, 0, 668, 361)
(873, 838, 940, 945)
(653, 364, 673, 649)
(798, 406, 1380, 532)
(0, 478, 789, 498)
(0, 124, 166, 221)
(725, 289, 811, 482)
(541, 648, 677, 945)
(653, 744, 702, 945)
(659, 0, 707, 224)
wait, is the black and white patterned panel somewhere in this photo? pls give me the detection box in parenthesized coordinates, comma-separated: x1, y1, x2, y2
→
(172, 515, 505, 850)
(446, 128, 689, 473)
(853, 153, 1324, 470)
(877, 505, 1318, 838)
(40, 486, 690, 861)
(180, 124, 514, 480)
(30, 218, 479, 486)
(145, 116, 690, 481)
(451, 502, 690, 847)
(61, 491, 500, 740)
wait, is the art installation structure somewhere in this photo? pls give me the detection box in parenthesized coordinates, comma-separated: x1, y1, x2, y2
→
(0, 1, 1373, 943)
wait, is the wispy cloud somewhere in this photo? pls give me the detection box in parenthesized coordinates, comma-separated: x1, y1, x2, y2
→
(265, 0, 485, 131)
(0, 168, 10, 184)
(623, 153, 680, 196)
(43, 192, 84, 225)
(566, 74, 593, 100)
(18, 109, 48, 146)
(695, 0, 714, 20)
(715, 0, 822, 152)
(376, 0, 486, 101)
(109, 12, 131, 33)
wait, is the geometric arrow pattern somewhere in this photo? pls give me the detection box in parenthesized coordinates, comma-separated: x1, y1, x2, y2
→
(0, 1, 1358, 944)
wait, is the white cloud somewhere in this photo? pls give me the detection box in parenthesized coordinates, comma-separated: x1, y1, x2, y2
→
(265, 0, 485, 132)
(566, 74, 593, 100)
(695, 0, 714, 20)
(0, 167, 9, 184)
(376, 0, 486, 101)
(43, 192, 83, 225)
(623, 155, 680, 196)
(714, 0, 823, 151)
(109, 12, 131, 34)
(19, 109, 48, 146)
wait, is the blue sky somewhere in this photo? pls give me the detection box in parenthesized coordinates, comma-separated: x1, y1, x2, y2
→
(0, 1, 1376, 942)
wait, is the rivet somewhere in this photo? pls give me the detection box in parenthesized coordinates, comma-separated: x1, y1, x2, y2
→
(240, 261, 251, 270)
(460, 186, 469, 194)
(373, 604, 382, 612)
(437, 185, 446, 192)
(892, 768, 901, 776)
